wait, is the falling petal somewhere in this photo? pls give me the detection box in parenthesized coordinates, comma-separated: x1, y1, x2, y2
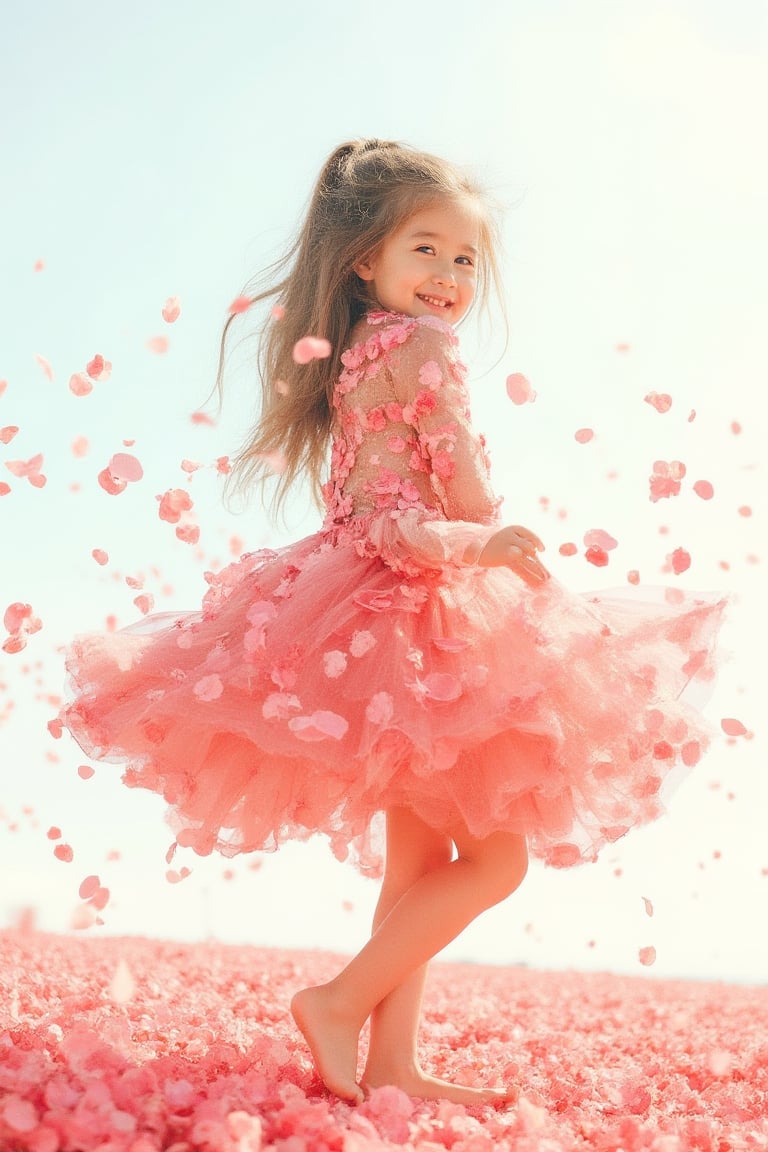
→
(71, 436, 89, 457)
(731, 421, 742, 435)
(78, 875, 100, 900)
(574, 428, 594, 443)
(693, 480, 714, 500)
(585, 545, 609, 567)
(86, 354, 111, 382)
(190, 411, 216, 426)
(642, 897, 654, 917)
(0, 482, 10, 496)
(670, 548, 691, 575)
(721, 718, 747, 736)
(5, 453, 44, 479)
(292, 336, 333, 364)
(47, 826, 61, 840)
(92, 548, 109, 565)
(644, 392, 672, 413)
(229, 295, 253, 314)
(584, 529, 618, 551)
(0, 380, 6, 395)
(216, 456, 231, 474)
(271, 304, 286, 320)
(162, 296, 181, 323)
(77, 764, 95, 779)
(175, 523, 200, 545)
(257, 451, 287, 474)
(505, 373, 536, 405)
(627, 570, 640, 585)
(0, 426, 19, 444)
(133, 594, 154, 615)
(68, 373, 93, 397)
(559, 542, 578, 557)
(71, 904, 97, 930)
(181, 459, 202, 473)
(97, 467, 127, 496)
(146, 335, 169, 355)
(738, 505, 752, 517)
(108, 452, 144, 482)
(34, 353, 54, 381)
(157, 488, 193, 523)
(54, 844, 74, 863)
(288, 711, 349, 741)
(615, 342, 631, 352)
(638, 946, 656, 966)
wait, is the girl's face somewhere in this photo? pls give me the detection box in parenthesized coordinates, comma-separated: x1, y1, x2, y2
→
(355, 199, 480, 325)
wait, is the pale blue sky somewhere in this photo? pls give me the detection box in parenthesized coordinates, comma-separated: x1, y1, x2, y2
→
(1, 0, 765, 982)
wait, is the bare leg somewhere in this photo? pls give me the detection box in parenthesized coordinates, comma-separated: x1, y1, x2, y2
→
(360, 809, 520, 1104)
(291, 815, 528, 1102)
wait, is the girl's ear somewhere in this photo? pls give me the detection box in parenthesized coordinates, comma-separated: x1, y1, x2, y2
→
(353, 256, 376, 282)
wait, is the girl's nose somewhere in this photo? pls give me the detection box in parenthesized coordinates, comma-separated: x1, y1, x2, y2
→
(433, 265, 457, 285)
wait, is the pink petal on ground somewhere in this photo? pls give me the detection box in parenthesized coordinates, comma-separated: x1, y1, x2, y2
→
(2, 1096, 38, 1133)
(584, 528, 618, 551)
(69, 372, 93, 397)
(157, 488, 193, 523)
(0, 425, 19, 444)
(109, 958, 135, 1003)
(108, 452, 143, 482)
(133, 594, 154, 615)
(77, 764, 95, 779)
(505, 373, 536, 405)
(71, 435, 89, 457)
(693, 480, 714, 500)
(193, 675, 224, 702)
(92, 548, 109, 565)
(146, 335, 169, 355)
(97, 467, 127, 495)
(34, 353, 54, 381)
(78, 875, 100, 900)
(638, 946, 656, 966)
(627, 569, 640, 585)
(642, 897, 654, 917)
(54, 843, 74, 862)
(190, 411, 216, 426)
(422, 672, 462, 702)
(574, 427, 594, 443)
(670, 547, 691, 574)
(585, 545, 609, 567)
(162, 296, 181, 323)
(559, 542, 578, 557)
(738, 505, 752, 517)
(228, 295, 253, 314)
(721, 717, 747, 736)
(644, 392, 672, 413)
(292, 336, 333, 364)
(288, 710, 349, 741)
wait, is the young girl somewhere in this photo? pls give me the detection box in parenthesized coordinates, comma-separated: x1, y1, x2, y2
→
(61, 139, 726, 1106)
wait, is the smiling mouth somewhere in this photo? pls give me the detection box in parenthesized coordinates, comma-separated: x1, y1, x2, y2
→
(417, 294, 453, 309)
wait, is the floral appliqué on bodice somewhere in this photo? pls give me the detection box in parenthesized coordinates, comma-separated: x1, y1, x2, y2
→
(322, 313, 502, 554)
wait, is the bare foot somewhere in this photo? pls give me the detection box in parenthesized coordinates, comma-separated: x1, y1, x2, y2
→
(362, 1064, 519, 1107)
(291, 985, 364, 1104)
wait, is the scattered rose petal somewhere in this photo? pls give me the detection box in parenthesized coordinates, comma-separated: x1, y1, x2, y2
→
(642, 897, 654, 917)
(146, 335, 169, 355)
(54, 844, 74, 863)
(108, 452, 143, 483)
(721, 717, 747, 736)
(627, 570, 640, 584)
(86, 354, 111, 382)
(133, 594, 154, 615)
(638, 945, 656, 966)
(193, 675, 224, 702)
(34, 353, 54, 381)
(162, 296, 181, 323)
(644, 392, 672, 413)
(190, 411, 216, 426)
(97, 467, 127, 495)
(0, 425, 19, 444)
(731, 420, 742, 435)
(693, 480, 714, 500)
(738, 505, 752, 517)
(505, 372, 536, 405)
(670, 547, 691, 574)
(559, 542, 578, 557)
(68, 372, 93, 397)
(109, 958, 135, 1003)
(78, 875, 100, 900)
(71, 435, 89, 457)
(77, 764, 95, 779)
(366, 692, 394, 725)
(649, 460, 686, 502)
(228, 295, 253, 314)
(574, 428, 594, 443)
(175, 523, 200, 545)
(157, 488, 193, 523)
(292, 336, 333, 364)
(92, 548, 109, 565)
(271, 304, 285, 320)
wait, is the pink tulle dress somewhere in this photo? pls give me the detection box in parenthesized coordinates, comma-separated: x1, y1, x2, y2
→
(61, 311, 726, 875)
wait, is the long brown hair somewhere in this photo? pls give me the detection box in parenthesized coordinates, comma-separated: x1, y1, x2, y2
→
(217, 138, 505, 513)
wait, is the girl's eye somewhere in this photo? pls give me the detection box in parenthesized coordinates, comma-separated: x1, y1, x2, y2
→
(416, 245, 435, 254)
(455, 256, 474, 267)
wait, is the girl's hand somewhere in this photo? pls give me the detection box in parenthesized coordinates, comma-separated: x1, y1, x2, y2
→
(477, 525, 550, 586)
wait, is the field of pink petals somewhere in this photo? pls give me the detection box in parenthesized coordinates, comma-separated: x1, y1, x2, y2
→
(1, 931, 767, 1152)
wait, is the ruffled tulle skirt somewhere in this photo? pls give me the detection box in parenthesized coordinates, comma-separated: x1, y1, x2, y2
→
(61, 517, 726, 876)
